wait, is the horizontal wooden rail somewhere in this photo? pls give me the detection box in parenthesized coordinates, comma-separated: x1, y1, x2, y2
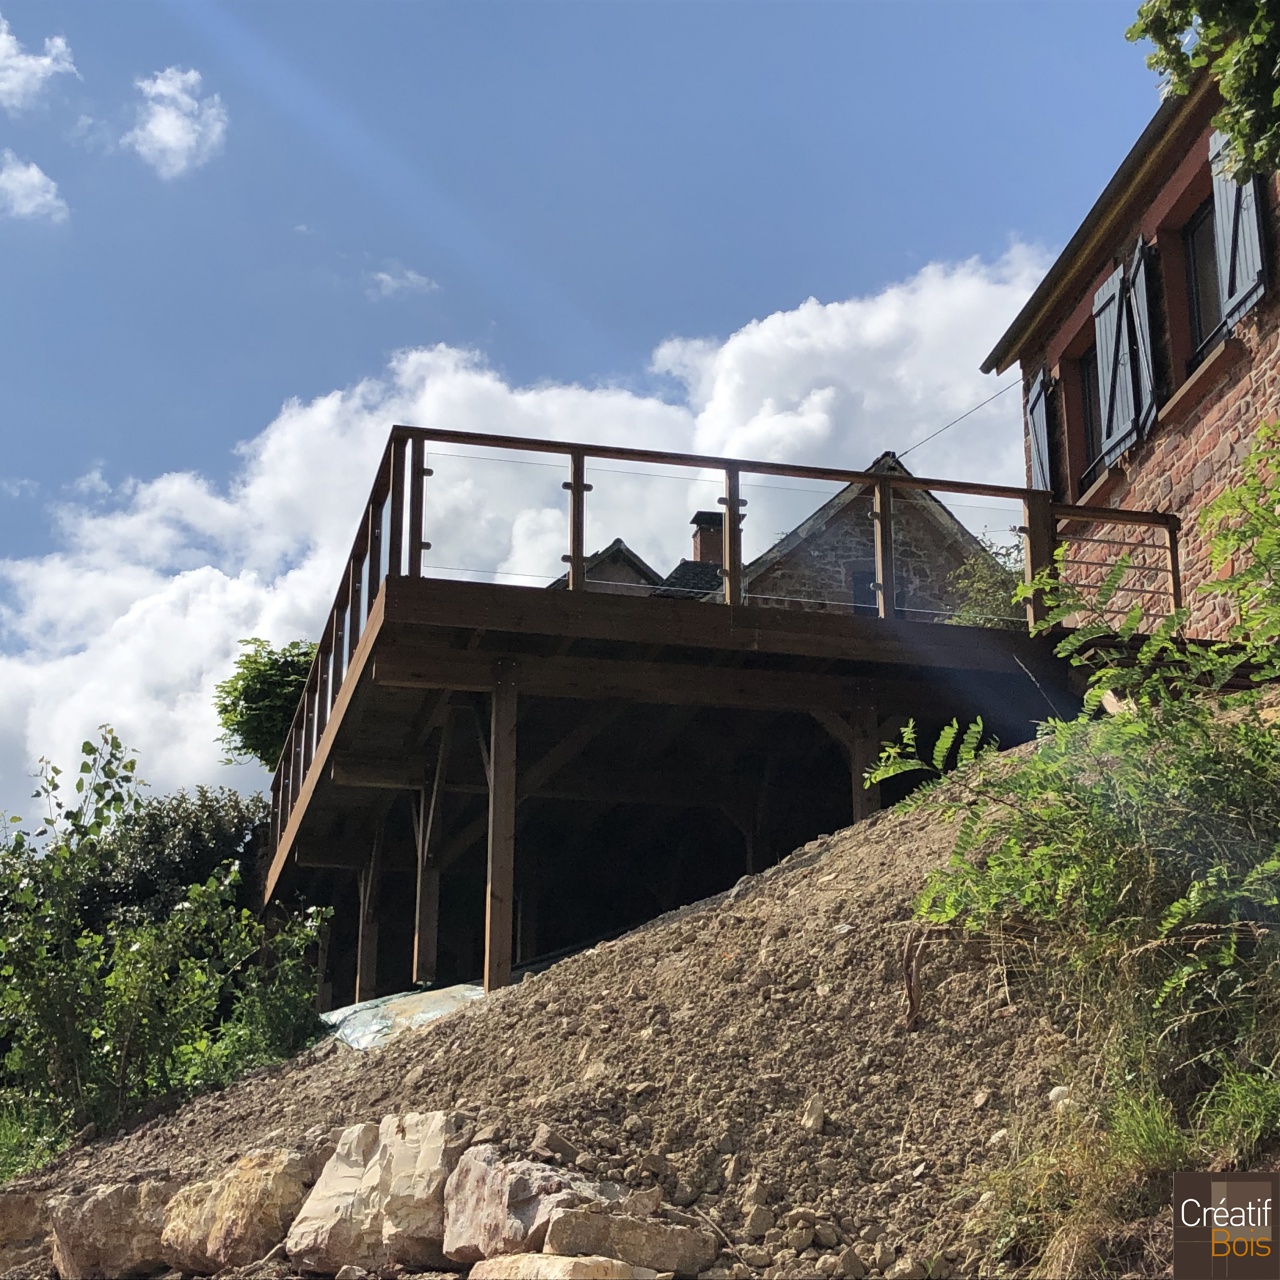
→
(268, 424, 1184, 866)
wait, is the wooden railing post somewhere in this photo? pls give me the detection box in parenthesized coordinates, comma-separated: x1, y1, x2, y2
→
(561, 449, 590, 590)
(1165, 516, 1183, 613)
(873, 477, 895, 620)
(721, 466, 744, 606)
(347, 555, 363, 664)
(408, 435, 427, 578)
(388, 434, 406, 579)
(367, 497, 384, 602)
(1022, 490, 1056, 630)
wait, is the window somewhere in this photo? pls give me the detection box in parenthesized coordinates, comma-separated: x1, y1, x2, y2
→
(848, 568, 876, 615)
(1184, 197, 1224, 359)
(1079, 343, 1104, 481)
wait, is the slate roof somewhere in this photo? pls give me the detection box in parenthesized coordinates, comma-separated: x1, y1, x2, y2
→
(652, 559, 726, 599)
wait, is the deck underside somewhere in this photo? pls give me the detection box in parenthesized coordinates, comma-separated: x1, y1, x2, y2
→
(268, 576, 1076, 1004)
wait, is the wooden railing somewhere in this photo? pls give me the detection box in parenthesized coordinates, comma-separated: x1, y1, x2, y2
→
(269, 426, 1183, 854)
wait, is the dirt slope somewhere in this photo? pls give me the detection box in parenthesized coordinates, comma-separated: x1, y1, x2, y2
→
(8, 800, 1092, 1278)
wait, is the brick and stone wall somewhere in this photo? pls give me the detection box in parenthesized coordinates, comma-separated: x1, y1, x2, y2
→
(1022, 156, 1280, 639)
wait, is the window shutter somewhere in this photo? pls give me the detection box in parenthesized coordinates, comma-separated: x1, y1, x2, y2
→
(1027, 369, 1051, 492)
(1128, 238, 1157, 436)
(1211, 129, 1266, 328)
(1093, 262, 1136, 466)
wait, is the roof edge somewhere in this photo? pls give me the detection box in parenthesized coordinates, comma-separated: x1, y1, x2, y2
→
(981, 75, 1216, 377)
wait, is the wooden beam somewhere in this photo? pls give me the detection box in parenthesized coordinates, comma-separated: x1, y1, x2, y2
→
(355, 818, 383, 1003)
(382, 575, 1051, 675)
(374, 650, 871, 713)
(485, 661, 517, 993)
(411, 712, 452, 987)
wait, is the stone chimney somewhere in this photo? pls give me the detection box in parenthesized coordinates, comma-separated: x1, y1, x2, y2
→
(690, 511, 724, 564)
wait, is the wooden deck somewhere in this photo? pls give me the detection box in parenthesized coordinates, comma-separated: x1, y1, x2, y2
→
(266, 426, 1183, 1003)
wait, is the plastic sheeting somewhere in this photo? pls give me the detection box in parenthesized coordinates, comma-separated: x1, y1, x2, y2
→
(320, 983, 485, 1051)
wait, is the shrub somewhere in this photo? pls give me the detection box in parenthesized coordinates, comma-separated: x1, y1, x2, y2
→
(0, 731, 326, 1132)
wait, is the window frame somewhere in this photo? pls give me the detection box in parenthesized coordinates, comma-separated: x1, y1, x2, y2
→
(1183, 195, 1225, 366)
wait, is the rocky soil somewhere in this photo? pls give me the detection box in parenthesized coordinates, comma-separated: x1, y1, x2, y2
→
(2, 796, 1102, 1279)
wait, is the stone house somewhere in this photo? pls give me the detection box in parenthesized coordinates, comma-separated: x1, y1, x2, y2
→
(982, 76, 1279, 637)
(637, 452, 991, 621)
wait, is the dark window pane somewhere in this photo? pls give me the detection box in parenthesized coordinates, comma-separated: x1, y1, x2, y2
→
(1185, 200, 1223, 353)
(1080, 344, 1103, 473)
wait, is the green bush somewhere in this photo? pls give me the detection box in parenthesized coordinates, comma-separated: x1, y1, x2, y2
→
(0, 731, 326, 1133)
(944, 535, 1025, 630)
(214, 637, 317, 769)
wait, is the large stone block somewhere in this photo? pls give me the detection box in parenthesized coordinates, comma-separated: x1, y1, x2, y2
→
(161, 1148, 310, 1273)
(543, 1207, 718, 1279)
(286, 1111, 472, 1272)
(443, 1144, 592, 1264)
(48, 1180, 173, 1280)
(471, 1255, 658, 1279)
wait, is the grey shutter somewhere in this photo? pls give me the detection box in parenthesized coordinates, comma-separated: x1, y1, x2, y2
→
(1093, 262, 1137, 467)
(1128, 238, 1157, 436)
(1211, 129, 1266, 328)
(1027, 369, 1051, 491)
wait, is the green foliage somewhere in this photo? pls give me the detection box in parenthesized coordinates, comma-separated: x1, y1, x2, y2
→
(0, 731, 326, 1134)
(945, 536, 1025, 630)
(1201, 420, 1280, 665)
(868, 422, 1280, 1271)
(1128, 0, 1280, 179)
(0, 1097, 67, 1184)
(1194, 1065, 1280, 1164)
(213, 638, 317, 769)
(88, 787, 270, 928)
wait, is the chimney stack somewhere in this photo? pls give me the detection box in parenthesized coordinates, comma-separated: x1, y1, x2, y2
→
(691, 511, 724, 564)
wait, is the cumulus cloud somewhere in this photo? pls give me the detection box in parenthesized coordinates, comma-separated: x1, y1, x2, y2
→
(121, 67, 227, 180)
(0, 12, 75, 114)
(367, 265, 439, 300)
(0, 246, 1048, 815)
(0, 150, 67, 222)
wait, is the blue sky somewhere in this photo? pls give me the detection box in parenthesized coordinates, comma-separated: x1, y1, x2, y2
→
(0, 1, 1165, 807)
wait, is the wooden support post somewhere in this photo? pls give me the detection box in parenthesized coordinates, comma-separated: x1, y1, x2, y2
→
(873, 477, 896, 620)
(849, 696, 881, 821)
(1165, 517, 1183, 613)
(484, 661, 517, 993)
(562, 449, 591, 591)
(516, 883, 539, 966)
(1022, 490, 1055, 630)
(412, 713, 452, 987)
(721, 466, 744, 605)
(355, 818, 383, 1004)
(315, 916, 333, 1013)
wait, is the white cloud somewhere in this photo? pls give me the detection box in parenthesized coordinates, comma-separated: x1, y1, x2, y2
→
(0, 150, 68, 222)
(0, 12, 75, 114)
(0, 246, 1048, 816)
(367, 265, 439, 300)
(121, 67, 227, 180)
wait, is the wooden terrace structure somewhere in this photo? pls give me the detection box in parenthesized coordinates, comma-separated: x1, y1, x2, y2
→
(265, 427, 1183, 1006)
